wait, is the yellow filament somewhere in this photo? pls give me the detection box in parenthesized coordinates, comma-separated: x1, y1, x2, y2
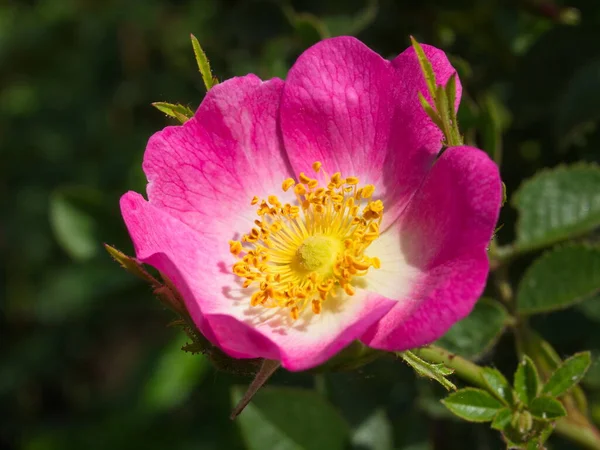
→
(230, 162, 383, 320)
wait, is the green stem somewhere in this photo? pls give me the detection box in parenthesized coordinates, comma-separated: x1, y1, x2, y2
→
(555, 419, 600, 450)
(415, 345, 600, 449)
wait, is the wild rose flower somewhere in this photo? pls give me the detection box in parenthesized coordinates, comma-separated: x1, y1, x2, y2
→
(120, 37, 502, 371)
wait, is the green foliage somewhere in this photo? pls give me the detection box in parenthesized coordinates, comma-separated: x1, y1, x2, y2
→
(190, 34, 218, 91)
(151, 102, 194, 123)
(542, 352, 592, 398)
(6, 0, 600, 449)
(516, 245, 600, 314)
(399, 350, 456, 391)
(514, 356, 540, 407)
(481, 368, 513, 406)
(512, 164, 600, 253)
(232, 387, 349, 450)
(410, 36, 438, 104)
(491, 407, 512, 430)
(104, 244, 160, 286)
(529, 396, 567, 420)
(441, 388, 504, 422)
(437, 298, 509, 358)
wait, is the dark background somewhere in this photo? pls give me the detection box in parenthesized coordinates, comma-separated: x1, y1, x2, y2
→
(3, 0, 600, 449)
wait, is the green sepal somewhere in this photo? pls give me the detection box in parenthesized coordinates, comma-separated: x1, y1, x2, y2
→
(410, 36, 437, 102)
(418, 92, 444, 131)
(190, 34, 218, 91)
(152, 102, 194, 123)
(104, 244, 160, 287)
(399, 350, 456, 391)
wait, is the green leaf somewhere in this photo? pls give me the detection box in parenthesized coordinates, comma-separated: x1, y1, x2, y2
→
(516, 245, 600, 314)
(142, 333, 210, 411)
(542, 352, 592, 397)
(519, 332, 589, 414)
(514, 356, 540, 406)
(481, 367, 513, 405)
(441, 388, 504, 422)
(104, 244, 160, 286)
(351, 409, 393, 450)
(491, 407, 513, 430)
(49, 186, 105, 261)
(529, 396, 567, 421)
(190, 34, 217, 91)
(151, 102, 194, 123)
(437, 298, 509, 358)
(399, 350, 456, 391)
(410, 36, 437, 102)
(444, 73, 463, 146)
(512, 164, 600, 253)
(232, 387, 349, 450)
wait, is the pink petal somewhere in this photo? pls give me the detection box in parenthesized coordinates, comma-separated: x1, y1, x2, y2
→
(361, 146, 502, 350)
(143, 75, 292, 239)
(280, 36, 460, 227)
(121, 192, 396, 371)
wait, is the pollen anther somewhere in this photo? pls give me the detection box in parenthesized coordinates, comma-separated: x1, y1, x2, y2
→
(231, 163, 383, 321)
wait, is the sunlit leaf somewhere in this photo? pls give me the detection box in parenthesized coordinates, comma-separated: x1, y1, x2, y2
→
(514, 356, 540, 406)
(529, 396, 567, 421)
(442, 388, 504, 422)
(491, 407, 512, 430)
(512, 164, 600, 253)
(516, 245, 600, 314)
(542, 352, 591, 398)
(481, 367, 513, 406)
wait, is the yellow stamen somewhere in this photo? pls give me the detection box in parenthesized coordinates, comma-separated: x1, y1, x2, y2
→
(231, 163, 384, 320)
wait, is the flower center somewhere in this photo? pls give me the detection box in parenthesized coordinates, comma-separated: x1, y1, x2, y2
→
(296, 235, 340, 272)
(229, 161, 383, 320)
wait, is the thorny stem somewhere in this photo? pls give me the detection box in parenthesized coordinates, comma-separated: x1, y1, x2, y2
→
(415, 345, 600, 450)
(230, 359, 280, 419)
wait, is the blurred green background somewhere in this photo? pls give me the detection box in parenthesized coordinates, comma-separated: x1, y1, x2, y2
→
(3, 0, 600, 449)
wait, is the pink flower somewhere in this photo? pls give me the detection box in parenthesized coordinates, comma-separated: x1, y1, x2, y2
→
(120, 37, 502, 371)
